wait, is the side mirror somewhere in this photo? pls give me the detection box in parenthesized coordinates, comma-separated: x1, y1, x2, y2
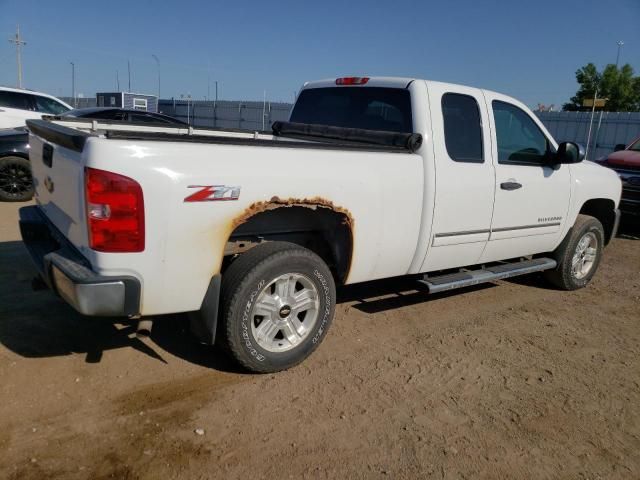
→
(555, 141, 585, 164)
(614, 143, 626, 152)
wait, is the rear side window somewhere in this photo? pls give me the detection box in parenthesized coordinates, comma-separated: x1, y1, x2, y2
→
(290, 87, 413, 133)
(0, 91, 34, 111)
(441, 93, 483, 163)
(129, 113, 170, 124)
(34, 96, 70, 114)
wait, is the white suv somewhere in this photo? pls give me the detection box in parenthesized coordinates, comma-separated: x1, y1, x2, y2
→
(0, 86, 72, 129)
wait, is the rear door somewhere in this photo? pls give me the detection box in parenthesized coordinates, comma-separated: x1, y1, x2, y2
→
(420, 82, 496, 271)
(480, 93, 570, 262)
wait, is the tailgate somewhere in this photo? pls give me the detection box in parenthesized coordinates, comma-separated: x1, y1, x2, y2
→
(27, 119, 93, 248)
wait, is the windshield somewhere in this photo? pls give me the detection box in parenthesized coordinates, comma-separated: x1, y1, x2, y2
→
(290, 87, 413, 133)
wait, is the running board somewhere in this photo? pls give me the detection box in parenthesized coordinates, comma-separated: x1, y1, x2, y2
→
(418, 257, 557, 294)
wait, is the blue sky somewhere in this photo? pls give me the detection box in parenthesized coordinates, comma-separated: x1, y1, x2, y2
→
(0, 0, 638, 107)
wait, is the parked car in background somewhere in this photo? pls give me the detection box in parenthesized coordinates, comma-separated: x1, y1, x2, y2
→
(597, 136, 640, 218)
(58, 107, 188, 125)
(0, 127, 31, 201)
(0, 108, 186, 201)
(0, 86, 72, 130)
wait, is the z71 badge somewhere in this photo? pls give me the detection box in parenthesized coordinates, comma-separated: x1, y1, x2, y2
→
(184, 185, 241, 202)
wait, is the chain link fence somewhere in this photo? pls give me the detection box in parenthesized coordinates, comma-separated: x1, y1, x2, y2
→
(536, 111, 640, 160)
(158, 99, 293, 131)
(58, 95, 639, 159)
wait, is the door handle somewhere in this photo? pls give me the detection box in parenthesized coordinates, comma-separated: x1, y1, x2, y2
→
(500, 181, 522, 191)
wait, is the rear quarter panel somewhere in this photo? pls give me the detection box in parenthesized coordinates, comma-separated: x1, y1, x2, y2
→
(85, 138, 424, 315)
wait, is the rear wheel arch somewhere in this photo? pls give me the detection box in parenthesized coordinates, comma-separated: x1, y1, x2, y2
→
(223, 204, 353, 284)
(0, 152, 29, 162)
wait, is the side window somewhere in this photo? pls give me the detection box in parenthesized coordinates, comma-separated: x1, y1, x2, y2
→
(0, 91, 34, 111)
(441, 93, 483, 163)
(85, 110, 126, 121)
(34, 96, 70, 115)
(492, 100, 550, 165)
(133, 98, 147, 111)
(129, 113, 168, 124)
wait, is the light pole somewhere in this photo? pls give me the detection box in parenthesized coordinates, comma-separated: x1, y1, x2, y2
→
(70, 62, 76, 107)
(615, 40, 624, 67)
(151, 54, 160, 99)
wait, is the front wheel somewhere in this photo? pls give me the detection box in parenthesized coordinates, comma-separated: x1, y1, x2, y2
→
(220, 242, 336, 373)
(545, 214, 605, 290)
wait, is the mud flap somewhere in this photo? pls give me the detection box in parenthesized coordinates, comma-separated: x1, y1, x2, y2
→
(189, 274, 221, 345)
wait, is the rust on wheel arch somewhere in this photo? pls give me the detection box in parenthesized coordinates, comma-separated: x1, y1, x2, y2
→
(229, 196, 355, 283)
(231, 196, 354, 230)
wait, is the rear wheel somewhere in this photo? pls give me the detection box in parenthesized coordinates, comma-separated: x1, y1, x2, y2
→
(545, 214, 604, 290)
(220, 242, 336, 373)
(0, 156, 33, 202)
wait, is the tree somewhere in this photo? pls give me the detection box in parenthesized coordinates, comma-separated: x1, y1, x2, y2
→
(563, 63, 640, 111)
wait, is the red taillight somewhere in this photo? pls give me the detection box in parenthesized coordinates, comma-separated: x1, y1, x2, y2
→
(85, 167, 145, 252)
(336, 77, 369, 86)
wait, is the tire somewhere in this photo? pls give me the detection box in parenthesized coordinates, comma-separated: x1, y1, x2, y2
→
(220, 241, 336, 373)
(544, 214, 605, 290)
(0, 156, 34, 202)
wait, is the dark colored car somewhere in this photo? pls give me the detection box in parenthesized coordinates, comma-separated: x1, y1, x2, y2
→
(58, 107, 188, 126)
(597, 136, 640, 218)
(0, 108, 186, 201)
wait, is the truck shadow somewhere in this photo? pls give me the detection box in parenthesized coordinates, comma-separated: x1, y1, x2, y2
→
(337, 276, 495, 314)
(0, 240, 243, 373)
(0, 238, 495, 371)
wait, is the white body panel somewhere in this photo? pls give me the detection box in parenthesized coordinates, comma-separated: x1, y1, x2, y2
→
(479, 90, 571, 262)
(0, 87, 72, 129)
(27, 77, 621, 317)
(420, 81, 495, 271)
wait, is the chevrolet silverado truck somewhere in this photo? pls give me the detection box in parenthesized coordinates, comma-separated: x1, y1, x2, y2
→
(19, 77, 621, 373)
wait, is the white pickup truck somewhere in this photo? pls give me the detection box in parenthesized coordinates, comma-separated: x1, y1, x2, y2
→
(20, 77, 621, 373)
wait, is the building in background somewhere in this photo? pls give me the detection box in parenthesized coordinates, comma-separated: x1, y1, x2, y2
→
(96, 92, 158, 112)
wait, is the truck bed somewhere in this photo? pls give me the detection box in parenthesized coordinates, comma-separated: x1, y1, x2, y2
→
(29, 118, 423, 154)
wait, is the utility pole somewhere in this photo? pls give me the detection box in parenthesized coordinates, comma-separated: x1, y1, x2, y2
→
(151, 54, 160, 98)
(615, 40, 624, 67)
(8, 25, 26, 88)
(116, 70, 120, 91)
(70, 62, 76, 107)
(128, 60, 131, 91)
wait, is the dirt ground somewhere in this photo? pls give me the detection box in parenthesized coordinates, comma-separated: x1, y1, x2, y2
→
(0, 200, 639, 480)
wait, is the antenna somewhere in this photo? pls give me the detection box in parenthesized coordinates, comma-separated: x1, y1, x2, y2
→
(8, 25, 26, 88)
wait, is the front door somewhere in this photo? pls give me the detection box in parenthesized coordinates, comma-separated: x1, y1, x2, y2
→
(480, 94, 571, 262)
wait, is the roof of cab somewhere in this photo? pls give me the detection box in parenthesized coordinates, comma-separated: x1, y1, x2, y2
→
(302, 77, 418, 89)
(0, 85, 72, 109)
(300, 76, 525, 109)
